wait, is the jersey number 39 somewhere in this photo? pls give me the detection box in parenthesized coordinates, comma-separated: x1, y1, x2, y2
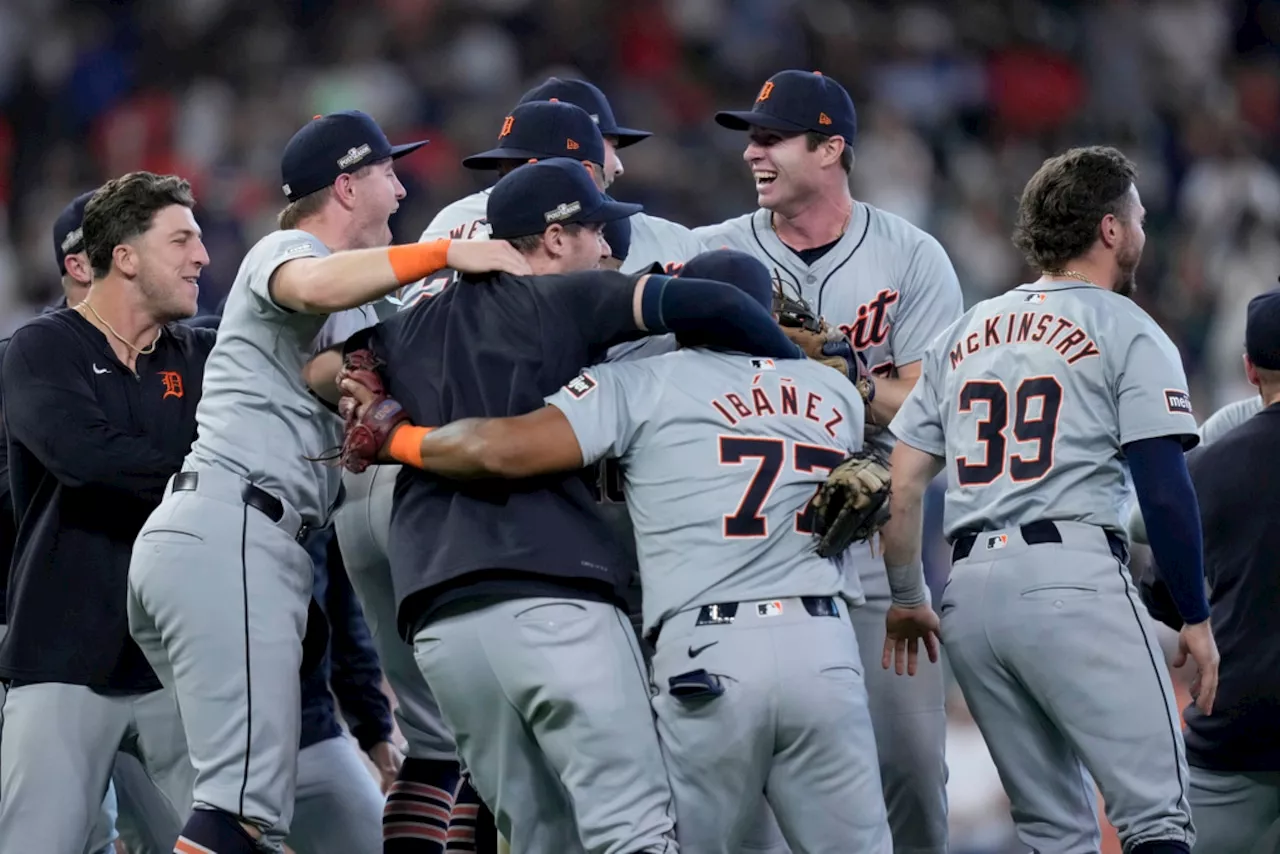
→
(956, 377, 1062, 487)
(719, 436, 846, 538)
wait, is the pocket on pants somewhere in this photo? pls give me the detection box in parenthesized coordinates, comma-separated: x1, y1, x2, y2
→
(1019, 583, 1098, 599)
(140, 528, 205, 545)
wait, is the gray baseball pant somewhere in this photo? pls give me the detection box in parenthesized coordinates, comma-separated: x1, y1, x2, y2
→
(331, 465, 456, 761)
(413, 597, 677, 854)
(112, 750, 187, 854)
(286, 735, 386, 854)
(1188, 767, 1280, 854)
(0, 681, 193, 854)
(651, 595, 891, 854)
(942, 521, 1194, 853)
(846, 542, 949, 854)
(128, 468, 313, 851)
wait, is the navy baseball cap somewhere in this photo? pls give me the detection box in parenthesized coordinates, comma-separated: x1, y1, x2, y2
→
(1246, 289, 1280, 369)
(53, 190, 96, 274)
(601, 204, 632, 261)
(486, 158, 642, 240)
(678, 249, 773, 314)
(463, 101, 606, 171)
(715, 70, 857, 146)
(520, 77, 651, 148)
(280, 110, 428, 202)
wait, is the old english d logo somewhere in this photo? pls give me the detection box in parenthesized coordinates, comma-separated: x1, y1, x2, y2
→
(756, 81, 774, 103)
(499, 116, 514, 138)
(159, 371, 184, 399)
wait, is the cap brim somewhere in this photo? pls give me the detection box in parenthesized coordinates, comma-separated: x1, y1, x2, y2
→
(462, 147, 562, 170)
(389, 140, 430, 159)
(583, 199, 644, 224)
(608, 127, 652, 149)
(713, 110, 809, 134)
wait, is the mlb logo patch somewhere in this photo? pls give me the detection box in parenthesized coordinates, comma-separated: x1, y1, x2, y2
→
(756, 600, 784, 617)
(565, 372, 597, 399)
(1165, 389, 1193, 415)
(986, 534, 1009, 551)
(1024, 292, 1047, 304)
(750, 358, 775, 370)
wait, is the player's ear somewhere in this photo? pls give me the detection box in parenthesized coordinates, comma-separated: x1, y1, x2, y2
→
(332, 173, 359, 211)
(1244, 353, 1261, 388)
(64, 252, 93, 286)
(1099, 212, 1122, 250)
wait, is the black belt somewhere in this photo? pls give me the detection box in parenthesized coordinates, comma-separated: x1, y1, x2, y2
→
(172, 472, 310, 542)
(648, 596, 839, 646)
(951, 519, 1127, 564)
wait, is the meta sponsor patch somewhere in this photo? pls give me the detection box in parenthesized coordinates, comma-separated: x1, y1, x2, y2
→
(1164, 389, 1193, 415)
(565, 372, 597, 399)
(986, 534, 1009, 551)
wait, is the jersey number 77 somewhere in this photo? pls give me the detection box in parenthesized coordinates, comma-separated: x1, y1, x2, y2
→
(718, 436, 846, 538)
(956, 377, 1063, 487)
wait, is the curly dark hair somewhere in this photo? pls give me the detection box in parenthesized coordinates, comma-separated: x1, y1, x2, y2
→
(1012, 146, 1137, 273)
(83, 171, 196, 278)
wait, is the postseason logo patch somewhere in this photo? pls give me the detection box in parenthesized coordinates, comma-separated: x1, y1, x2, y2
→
(1164, 389, 1193, 415)
(565, 372, 597, 399)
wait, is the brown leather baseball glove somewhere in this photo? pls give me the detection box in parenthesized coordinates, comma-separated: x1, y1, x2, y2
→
(336, 350, 409, 474)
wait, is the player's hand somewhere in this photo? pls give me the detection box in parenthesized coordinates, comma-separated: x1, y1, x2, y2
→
(1174, 619, 1219, 715)
(882, 603, 941, 676)
(367, 740, 405, 794)
(446, 239, 532, 277)
(338, 375, 378, 421)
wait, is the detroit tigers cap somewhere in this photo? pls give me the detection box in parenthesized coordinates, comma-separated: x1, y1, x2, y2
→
(52, 190, 96, 274)
(486, 158, 642, 240)
(463, 101, 606, 171)
(715, 70, 857, 147)
(280, 110, 428, 202)
(677, 249, 774, 314)
(1246, 289, 1280, 370)
(519, 77, 651, 148)
(601, 202, 632, 261)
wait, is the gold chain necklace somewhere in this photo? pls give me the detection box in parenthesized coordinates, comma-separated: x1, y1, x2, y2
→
(1045, 269, 1095, 286)
(75, 299, 160, 356)
(771, 205, 853, 242)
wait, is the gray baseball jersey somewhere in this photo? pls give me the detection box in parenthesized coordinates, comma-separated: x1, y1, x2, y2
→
(892, 280, 1200, 540)
(623, 213, 703, 273)
(184, 229, 344, 525)
(1197, 395, 1263, 446)
(545, 349, 864, 635)
(694, 204, 963, 457)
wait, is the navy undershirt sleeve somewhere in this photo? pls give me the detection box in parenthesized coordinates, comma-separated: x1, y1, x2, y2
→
(1126, 436, 1210, 625)
(640, 275, 802, 359)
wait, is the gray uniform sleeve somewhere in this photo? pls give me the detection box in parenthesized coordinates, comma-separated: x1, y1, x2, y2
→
(888, 347, 946, 456)
(544, 360, 664, 464)
(890, 234, 963, 366)
(1197, 395, 1264, 446)
(248, 230, 325, 314)
(311, 306, 379, 355)
(1112, 321, 1199, 447)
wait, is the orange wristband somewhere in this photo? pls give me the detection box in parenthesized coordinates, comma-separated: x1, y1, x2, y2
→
(388, 425, 432, 468)
(388, 240, 451, 285)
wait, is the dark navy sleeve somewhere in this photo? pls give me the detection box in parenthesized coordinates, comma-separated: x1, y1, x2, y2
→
(547, 270, 645, 366)
(324, 535, 394, 751)
(1, 324, 185, 501)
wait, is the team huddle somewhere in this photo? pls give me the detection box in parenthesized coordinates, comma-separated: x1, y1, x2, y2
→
(0, 66, 1223, 854)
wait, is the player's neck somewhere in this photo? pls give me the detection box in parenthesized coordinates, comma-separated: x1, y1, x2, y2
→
(1040, 257, 1116, 291)
(75, 278, 165, 370)
(293, 214, 350, 253)
(768, 187, 854, 251)
(1261, 386, 1280, 408)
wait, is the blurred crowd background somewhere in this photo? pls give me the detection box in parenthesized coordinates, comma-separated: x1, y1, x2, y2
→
(0, 0, 1275, 851)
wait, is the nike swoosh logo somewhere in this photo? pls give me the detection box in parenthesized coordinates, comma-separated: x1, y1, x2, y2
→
(687, 642, 718, 658)
(92, 364, 109, 375)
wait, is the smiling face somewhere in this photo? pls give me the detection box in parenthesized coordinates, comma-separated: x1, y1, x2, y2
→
(342, 158, 407, 249)
(743, 127, 826, 214)
(129, 204, 209, 320)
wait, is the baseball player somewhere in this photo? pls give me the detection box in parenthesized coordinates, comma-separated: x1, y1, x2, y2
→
(124, 110, 527, 854)
(879, 145, 1219, 854)
(324, 158, 805, 854)
(344, 249, 894, 854)
(414, 77, 702, 272)
(0, 192, 122, 854)
(0, 173, 209, 854)
(692, 69, 962, 852)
